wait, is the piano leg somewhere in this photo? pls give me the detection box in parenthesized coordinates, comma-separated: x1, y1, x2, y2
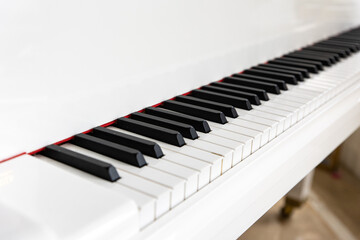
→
(280, 170, 314, 219)
(327, 146, 342, 178)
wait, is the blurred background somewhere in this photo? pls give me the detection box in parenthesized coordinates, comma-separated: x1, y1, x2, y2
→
(238, 128, 360, 240)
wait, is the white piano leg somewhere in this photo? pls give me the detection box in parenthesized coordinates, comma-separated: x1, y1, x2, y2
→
(280, 170, 315, 219)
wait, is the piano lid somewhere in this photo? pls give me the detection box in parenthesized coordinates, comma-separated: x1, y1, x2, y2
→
(1, 0, 360, 160)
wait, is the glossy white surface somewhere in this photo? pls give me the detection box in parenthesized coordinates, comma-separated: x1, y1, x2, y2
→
(0, 154, 139, 240)
(1, 1, 360, 239)
(1, 0, 360, 160)
(1, 39, 360, 240)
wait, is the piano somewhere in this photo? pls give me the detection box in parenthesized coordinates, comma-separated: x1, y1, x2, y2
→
(1, 0, 360, 239)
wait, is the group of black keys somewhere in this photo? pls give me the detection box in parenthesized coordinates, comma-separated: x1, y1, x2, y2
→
(39, 27, 360, 182)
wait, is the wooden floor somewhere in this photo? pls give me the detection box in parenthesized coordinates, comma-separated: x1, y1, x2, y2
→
(238, 166, 360, 240)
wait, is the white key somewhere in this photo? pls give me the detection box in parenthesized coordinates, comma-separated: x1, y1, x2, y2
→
(274, 81, 327, 116)
(115, 169, 170, 218)
(289, 86, 322, 97)
(285, 90, 320, 100)
(298, 84, 332, 104)
(310, 82, 338, 97)
(270, 94, 308, 118)
(210, 127, 253, 155)
(304, 80, 333, 88)
(185, 138, 233, 173)
(313, 83, 339, 96)
(162, 145, 222, 181)
(145, 157, 198, 198)
(228, 117, 272, 142)
(262, 101, 301, 123)
(253, 105, 293, 128)
(289, 87, 324, 108)
(286, 92, 319, 112)
(268, 93, 313, 116)
(297, 82, 329, 94)
(108, 127, 222, 181)
(196, 132, 244, 165)
(107, 184, 156, 228)
(237, 114, 278, 139)
(309, 78, 336, 87)
(117, 169, 171, 218)
(236, 108, 285, 134)
(209, 122, 264, 148)
(162, 150, 211, 189)
(311, 82, 337, 91)
(303, 83, 331, 96)
(63, 144, 185, 208)
(294, 79, 332, 102)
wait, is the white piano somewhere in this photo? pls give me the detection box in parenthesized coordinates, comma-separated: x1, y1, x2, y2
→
(1, 0, 360, 239)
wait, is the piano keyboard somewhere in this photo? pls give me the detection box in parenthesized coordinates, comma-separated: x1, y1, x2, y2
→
(13, 27, 360, 230)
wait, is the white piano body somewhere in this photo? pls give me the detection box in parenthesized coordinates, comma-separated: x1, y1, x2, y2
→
(1, 0, 360, 239)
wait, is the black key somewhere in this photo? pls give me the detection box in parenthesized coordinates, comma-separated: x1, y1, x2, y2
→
(330, 37, 360, 45)
(259, 63, 309, 78)
(298, 49, 340, 60)
(280, 57, 323, 70)
(330, 36, 360, 43)
(223, 76, 280, 94)
(243, 69, 298, 84)
(333, 30, 359, 36)
(268, 59, 318, 73)
(320, 38, 358, 45)
(232, 73, 288, 90)
(298, 50, 339, 62)
(161, 100, 227, 124)
(308, 45, 346, 56)
(339, 32, 360, 36)
(210, 81, 269, 100)
(323, 40, 360, 50)
(316, 43, 356, 53)
(304, 50, 341, 62)
(318, 41, 358, 52)
(284, 53, 332, 66)
(42, 144, 120, 182)
(92, 127, 164, 159)
(269, 58, 319, 73)
(145, 107, 211, 133)
(131, 112, 198, 139)
(302, 46, 349, 57)
(201, 85, 261, 105)
(313, 45, 352, 57)
(115, 117, 185, 147)
(190, 89, 253, 109)
(72, 133, 147, 168)
(252, 66, 303, 82)
(343, 30, 360, 35)
(175, 95, 238, 118)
